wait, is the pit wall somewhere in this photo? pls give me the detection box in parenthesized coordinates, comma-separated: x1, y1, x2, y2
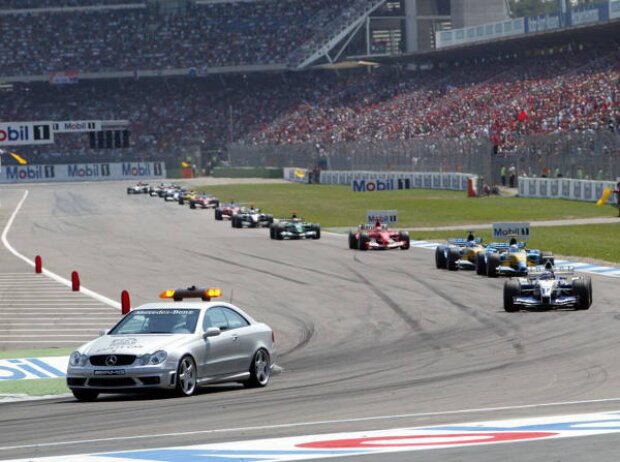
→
(0, 161, 166, 183)
(518, 177, 617, 202)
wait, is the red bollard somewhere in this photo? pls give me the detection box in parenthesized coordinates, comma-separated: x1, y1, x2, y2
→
(35, 256, 42, 274)
(71, 271, 80, 291)
(121, 290, 131, 315)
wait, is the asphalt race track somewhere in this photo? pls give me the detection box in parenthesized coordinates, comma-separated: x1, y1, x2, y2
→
(1, 181, 620, 461)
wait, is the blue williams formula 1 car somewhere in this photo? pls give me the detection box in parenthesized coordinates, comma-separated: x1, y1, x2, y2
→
(503, 266, 592, 312)
(476, 240, 554, 277)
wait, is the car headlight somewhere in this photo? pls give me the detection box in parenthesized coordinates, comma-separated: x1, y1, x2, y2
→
(69, 351, 88, 367)
(139, 350, 168, 366)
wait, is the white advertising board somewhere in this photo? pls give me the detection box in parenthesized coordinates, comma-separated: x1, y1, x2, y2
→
(492, 222, 531, 240)
(518, 177, 616, 202)
(319, 170, 474, 192)
(52, 121, 103, 133)
(0, 161, 166, 184)
(0, 121, 54, 146)
(367, 210, 398, 224)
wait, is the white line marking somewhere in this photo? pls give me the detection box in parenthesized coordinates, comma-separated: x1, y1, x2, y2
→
(4, 397, 620, 452)
(0, 329, 101, 332)
(1, 190, 121, 310)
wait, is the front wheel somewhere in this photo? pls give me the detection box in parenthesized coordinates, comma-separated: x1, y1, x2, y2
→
(313, 226, 321, 239)
(176, 355, 197, 397)
(399, 231, 410, 250)
(244, 349, 270, 388)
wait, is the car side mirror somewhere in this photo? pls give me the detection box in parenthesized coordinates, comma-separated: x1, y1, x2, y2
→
(203, 327, 221, 339)
(98, 329, 109, 336)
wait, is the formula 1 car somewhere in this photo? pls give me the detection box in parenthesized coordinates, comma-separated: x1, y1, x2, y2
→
(503, 265, 592, 312)
(189, 194, 219, 209)
(231, 208, 274, 228)
(126, 182, 149, 194)
(348, 221, 410, 251)
(477, 240, 554, 277)
(269, 217, 320, 240)
(178, 190, 198, 205)
(164, 187, 185, 202)
(435, 233, 485, 271)
(214, 202, 241, 221)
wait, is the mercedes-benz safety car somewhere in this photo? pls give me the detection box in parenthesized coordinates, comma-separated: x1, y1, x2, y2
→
(126, 182, 149, 194)
(348, 221, 410, 250)
(435, 233, 485, 271)
(66, 286, 275, 401)
(503, 265, 592, 312)
(476, 240, 554, 277)
(269, 216, 320, 240)
(214, 202, 241, 220)
(189, 194, 220, 209)
(231, 208, 274, 228)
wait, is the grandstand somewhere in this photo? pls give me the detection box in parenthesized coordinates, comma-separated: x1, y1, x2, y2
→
(0, 0, 618, 183)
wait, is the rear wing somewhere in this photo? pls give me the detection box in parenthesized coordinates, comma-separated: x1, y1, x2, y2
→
(487, 242, 526, 251)
(528, 265, 575, 278)
(448, 238, 483, 246)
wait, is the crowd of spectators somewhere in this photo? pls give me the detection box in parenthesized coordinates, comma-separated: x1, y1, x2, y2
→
(1, 42, 618, 167)
(0, 0, 364, 74)
(0, 0, 138, 9)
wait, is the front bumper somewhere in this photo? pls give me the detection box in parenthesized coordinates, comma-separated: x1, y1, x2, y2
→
(368, 241, 405, 250)
(67, 365, 177, 392)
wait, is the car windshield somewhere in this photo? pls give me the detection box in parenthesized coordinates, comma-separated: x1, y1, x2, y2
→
(109, 309, 199, 335)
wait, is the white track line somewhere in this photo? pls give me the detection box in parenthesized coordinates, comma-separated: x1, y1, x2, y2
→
(3, 396, 620, 452)
(1, 190, 121, 310)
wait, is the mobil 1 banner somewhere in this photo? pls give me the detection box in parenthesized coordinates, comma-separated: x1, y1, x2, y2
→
(0, 161, 166, 184)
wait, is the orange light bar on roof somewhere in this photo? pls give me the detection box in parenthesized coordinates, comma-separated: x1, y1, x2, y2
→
(160, 287, 222, 301)
(160, 289, 176, 299)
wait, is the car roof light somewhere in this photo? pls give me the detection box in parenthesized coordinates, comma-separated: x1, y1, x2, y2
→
(160, 286, 222, 301)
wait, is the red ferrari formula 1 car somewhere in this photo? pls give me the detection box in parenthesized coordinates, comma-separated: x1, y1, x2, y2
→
(214, 202, 241, 220)
(348, 221, 410, 251)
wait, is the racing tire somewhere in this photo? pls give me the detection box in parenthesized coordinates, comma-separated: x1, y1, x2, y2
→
(244, 349, 270, 388)
(348, 232, 358, 250)
(214, 209, 223, 221)
(126, 189, 132, 195)
(313, 226, 321, 240)
(189, 201, 196, 209)
(358, 233, 369, 251)
(447, 248, 460, 271)
(178, 198, 184, 205)
(475, 252, 487, 275)
(573, 278, 592, 310)
(275, 227, 284, 240)
(175, 355, 197, 397)
(486, 253, 501, 278)
(269, 225, 276, 239)
(503, 279, 521, 312)
(266, 215, 274, 225)
(231, 216, 240, 228)
(435, 246, 447, 269)
(213, 200, 220, 208)
(71, 389, 99, 402)
(399, 231, 410, 250)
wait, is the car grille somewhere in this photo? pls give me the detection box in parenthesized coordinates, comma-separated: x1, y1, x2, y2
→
(89, 355, 136, 366)
(88, 378, 136, 387)
(67, 378, 86, 386)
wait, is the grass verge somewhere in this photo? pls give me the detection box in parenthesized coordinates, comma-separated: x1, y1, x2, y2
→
(197, 183, 617, 227)
(0, 378, 68, 397)
(0, 348, 73, 360)
(410, 223, 620, 265)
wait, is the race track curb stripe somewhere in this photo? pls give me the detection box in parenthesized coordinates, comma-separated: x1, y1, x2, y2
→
(8, 410, 620, 461)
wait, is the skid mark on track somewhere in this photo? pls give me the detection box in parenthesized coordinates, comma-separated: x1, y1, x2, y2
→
(235, 251, 360, 284)
(348, 256, 443, 353)
(181, 249, 308, 286)
(406, 270, 525, 356)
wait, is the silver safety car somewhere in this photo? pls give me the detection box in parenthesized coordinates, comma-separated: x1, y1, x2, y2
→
(66, 287, 275, 401)
(503, 266, 592, 312)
